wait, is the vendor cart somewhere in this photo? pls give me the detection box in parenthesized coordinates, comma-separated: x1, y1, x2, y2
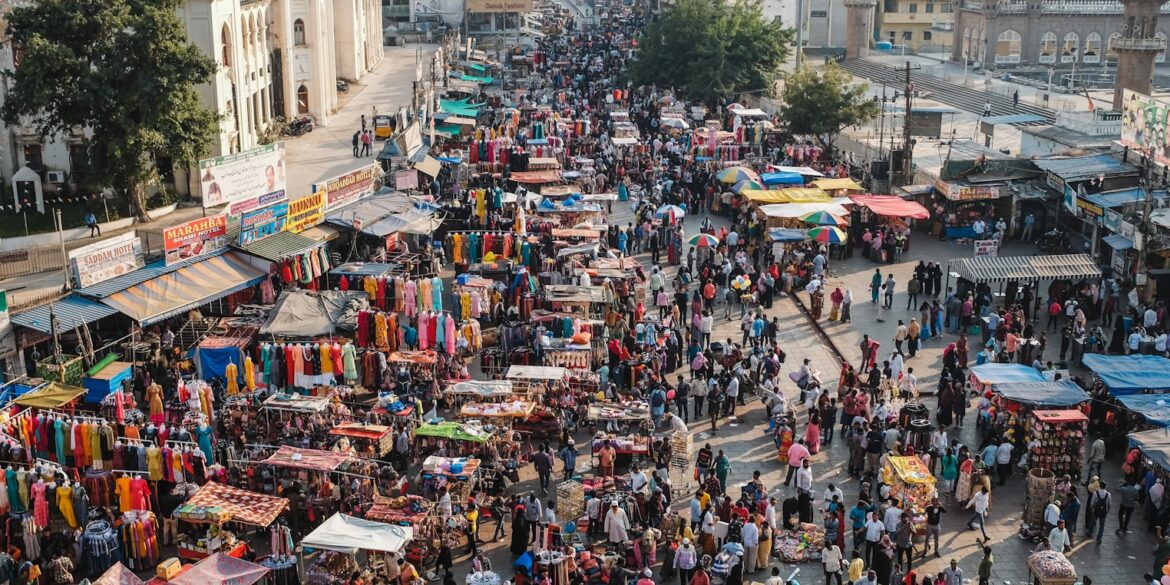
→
(1027, 550, 1076, 585)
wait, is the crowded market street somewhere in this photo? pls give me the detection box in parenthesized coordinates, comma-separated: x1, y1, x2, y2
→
(7, 1, 1170, 584)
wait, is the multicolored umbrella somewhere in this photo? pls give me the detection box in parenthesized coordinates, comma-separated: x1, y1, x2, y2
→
(714, 166, 760, 184)
(688, 233, 720, 247)
(655, 204, 686, 218)
(808, 226, 847, 244)
(731, 179, 766, 194)
(800, 210, 846, 226)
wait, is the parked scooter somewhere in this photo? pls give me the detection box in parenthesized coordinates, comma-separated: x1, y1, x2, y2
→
(284, 116, 314, 137)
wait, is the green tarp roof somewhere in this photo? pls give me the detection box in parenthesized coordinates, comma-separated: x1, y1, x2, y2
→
(414, 421, 489, 443)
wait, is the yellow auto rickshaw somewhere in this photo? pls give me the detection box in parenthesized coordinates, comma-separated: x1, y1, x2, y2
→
(373, 114, 395, 140)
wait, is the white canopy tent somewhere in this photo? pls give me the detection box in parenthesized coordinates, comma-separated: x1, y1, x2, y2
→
(301, 513, 414, 554)
(758, 200, 851, 218)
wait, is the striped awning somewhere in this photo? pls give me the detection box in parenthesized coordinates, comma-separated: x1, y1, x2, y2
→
(100, 252, 265, 325)
(951, 254, 1101, 284)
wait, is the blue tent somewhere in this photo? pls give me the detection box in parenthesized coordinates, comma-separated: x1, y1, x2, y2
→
(993, 380, 1089, 408)
(1117, 394, 1170, 428)
(1082, 354, 1170, 394)
(760, 172, 805, 186)
(969, 363, 1046, 387)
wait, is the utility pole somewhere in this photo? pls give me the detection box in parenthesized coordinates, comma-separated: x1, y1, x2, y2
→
(894, 60, 920, 186)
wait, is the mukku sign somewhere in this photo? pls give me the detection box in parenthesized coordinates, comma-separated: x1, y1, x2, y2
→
(286, 192, 326, 234)
(467, 0, 533, 12)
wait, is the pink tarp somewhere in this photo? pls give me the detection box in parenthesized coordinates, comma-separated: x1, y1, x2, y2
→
(262, 445, 352, 472)
(849, 195, 930, 220)
(170, 553, 270, 585)
(93, 563, 146, 585)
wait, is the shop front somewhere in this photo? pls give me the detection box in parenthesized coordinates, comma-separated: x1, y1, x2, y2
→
(927, 178, 1009, 239)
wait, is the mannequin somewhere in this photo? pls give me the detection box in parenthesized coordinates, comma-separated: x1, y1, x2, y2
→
(195, 422, 213, 462)
(31, 476, 47, 528)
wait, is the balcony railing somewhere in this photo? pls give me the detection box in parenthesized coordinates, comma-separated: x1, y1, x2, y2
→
(1110, 36, 1167, 50)
(961, 0, 1170, 11)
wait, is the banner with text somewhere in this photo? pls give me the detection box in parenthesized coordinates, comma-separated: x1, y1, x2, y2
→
(973, 239, 1000, 257)
(1120, 89, 1170, 166)
(317, 164, 384, 213)
(239, 201, 289, 246)
(163, 215, 228, 266)
(286, 192, 327, 234)
(467, 0, 533, 12)
(395, 170, 419, 190)
(199, 142, 288, 210)
(69, 232, 144, 289)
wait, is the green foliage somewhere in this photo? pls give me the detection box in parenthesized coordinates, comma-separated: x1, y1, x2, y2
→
(630, 0, 794, 106)
(778, 64, 880, 148)
(2, 0, 220, 220)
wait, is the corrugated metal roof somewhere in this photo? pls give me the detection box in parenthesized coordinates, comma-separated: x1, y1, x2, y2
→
(951, 254, 1101, 283)
(1032, 155, 1135, 181)
(232, 230, 321, 262)
(75, 248, 230, 299)
(1083, 187, 1167, 208)
(11, 295, 119, 334)
(325, 189, 411, 227)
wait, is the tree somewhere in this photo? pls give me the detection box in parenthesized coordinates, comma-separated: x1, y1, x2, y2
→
(778, 64, 880, 151)
(2, 0, 220, 220)
(629, 0, 794, 107)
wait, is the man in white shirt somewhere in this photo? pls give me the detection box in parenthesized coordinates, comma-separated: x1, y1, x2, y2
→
(665, 412, 689, 435)
(972, 219, 985, 237)
(727, 230, 739, 252)
(995, 441, 1014, 486)
(883, 504, 903, 537)
(1129, 329, 1145, 354)
(1048, 519, 1070, 553)
(864, 513, 885, 565)
(966, 486, 991, 539)
(1044, 500, 1062, 531)
(629, 466, 649, 494)
(822, 539, 844, 585)
(1145, 306, 1159, 328)
(796, 459, 814, 495)
(741, 518, 759, 573)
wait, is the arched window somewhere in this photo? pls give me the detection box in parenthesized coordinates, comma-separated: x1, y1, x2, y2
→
(297, 84, 309, 115)
(995, 29, 1021, 64)
(1107, 32, 1123, 60)
(221, 23, 232, 67)
(1084, 32, 1102, 63)
(1039, 32, 1057, 63)
(1062, 32, 1079, 63)
(294, 19, 306, 46)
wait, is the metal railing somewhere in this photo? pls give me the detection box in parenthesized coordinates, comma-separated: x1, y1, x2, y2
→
(0, 246, 66, 280)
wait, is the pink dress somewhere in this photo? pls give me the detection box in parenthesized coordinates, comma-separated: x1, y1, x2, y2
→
(31, 482, 47, 528)
(404, 280, 417, 318)
(444, 314, 457, 354)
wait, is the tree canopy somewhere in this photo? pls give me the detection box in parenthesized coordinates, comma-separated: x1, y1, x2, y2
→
(629, 0, 794, 107)
(777, 64, 880, 150)
(2, 0, 220, 220)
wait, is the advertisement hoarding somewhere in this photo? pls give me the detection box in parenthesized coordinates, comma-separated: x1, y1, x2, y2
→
(198, 142, 287, 209)
(973, 239, 1000, 257)
(69, 232, 144, 289)
(317, 164, 383, 213)
(395, 170, 419, 190)
(239, 202, 289, 246)
(286, 192, 327, 234)
(162, 215, 228, 266)
(467, 0, 534, 12)
(1120, 89, 1170, 165)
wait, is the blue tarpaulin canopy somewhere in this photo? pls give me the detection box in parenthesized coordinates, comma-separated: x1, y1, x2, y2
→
(768, 228, 808, 243)
(992, 380, 1089, 407)
(1082, 354, 1170, 394)
(760, 172, 805, 186)
(1117, 394, 1170, 428)
(1129, 428, 1170, 472)
(968, 363, 1046, 387)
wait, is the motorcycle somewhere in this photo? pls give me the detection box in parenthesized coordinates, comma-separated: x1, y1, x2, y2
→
(1036, 228, 1067, 253)
(336, 79, 350, 94)
(284, 116, 314, 137)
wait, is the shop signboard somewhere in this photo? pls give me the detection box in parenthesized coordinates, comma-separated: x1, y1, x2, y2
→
(1063, 184, 1078, 215)
(0, 290, 18, 371)
(1120, 89, 1170, 166)
(239, 201, 289, 246)
(316, 164, 384, 213)
(69, 232, 144, 289)
(1112, 248, 1127, 276)
(933, 178, 999, 201)
(467, 0, 534, 12)
(285, 192, 326, 234)
(973, 239, 999, 257)
(395, 170, 419, 190)
(198, 142, 287, 209)
(162, 215, 228, 266)
(1103, 209, 1123, 232)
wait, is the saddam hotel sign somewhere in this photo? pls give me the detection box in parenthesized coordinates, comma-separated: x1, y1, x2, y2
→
(467, 0, 534, 12)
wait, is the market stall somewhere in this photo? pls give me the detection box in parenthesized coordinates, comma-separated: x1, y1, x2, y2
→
(1082, 354, 1170, 395)
(1027, 550, 1077, 585)
(882, 455, 935, 532)
(989, 380, 1091, 435)
(459, 400, 538, 419)
(1115, 394, 1170, 429)
(328, 423, 394, 457)
(1027, 410, 1088, 478)
(506, 365, 570, 393)
(174, 482, 289, 560)
(968, 363, 1047, 394)
(167, 552, 271, 585)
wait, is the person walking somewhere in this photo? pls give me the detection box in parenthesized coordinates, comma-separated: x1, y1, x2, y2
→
(352, 130, 361, 157)
(1118, 479, 1140, 534)
(1090, 482, 1112, 544)
(1012, 90, 1020, 109)
(361, 130, 372, 156)
(965, 486, 991, 539)
(871, 269, 883, 303)
(674, 538, 698, 585)
(533, 445, 553, 494)
(823, 538, 844, 585)
(906, 275, 921, 310)
(883, 274, 896, 309)
(977, 546, 994, 585)
(1021, 212, 1036, 241)
(85, 211, 101, 237)
(893, 321, 908, 354)
(924, 497, 945, 557)
(1085, 437, 1106, 482)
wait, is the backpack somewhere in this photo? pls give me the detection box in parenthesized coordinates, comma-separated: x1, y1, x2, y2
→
(651, 390, 666, 408)
(1093, 492, 1108, 518)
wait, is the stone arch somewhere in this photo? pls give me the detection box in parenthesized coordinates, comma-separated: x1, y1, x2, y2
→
(1039, 31, 1057, 63)
(1084, 31, 1102, 63)
(1062, 31, 1079, 62)
(995, 29, 1021, 64)
(220, 22, 232, 67)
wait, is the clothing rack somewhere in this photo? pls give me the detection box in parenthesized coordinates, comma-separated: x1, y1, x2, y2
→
(41, 409, 107, 424)
(110, 469, 151, 476)
(165, 440, 199, 448)
(446, 230, 515, 235)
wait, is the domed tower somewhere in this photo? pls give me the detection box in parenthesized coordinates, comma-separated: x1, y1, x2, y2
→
(1112, 0, 1169, 108)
